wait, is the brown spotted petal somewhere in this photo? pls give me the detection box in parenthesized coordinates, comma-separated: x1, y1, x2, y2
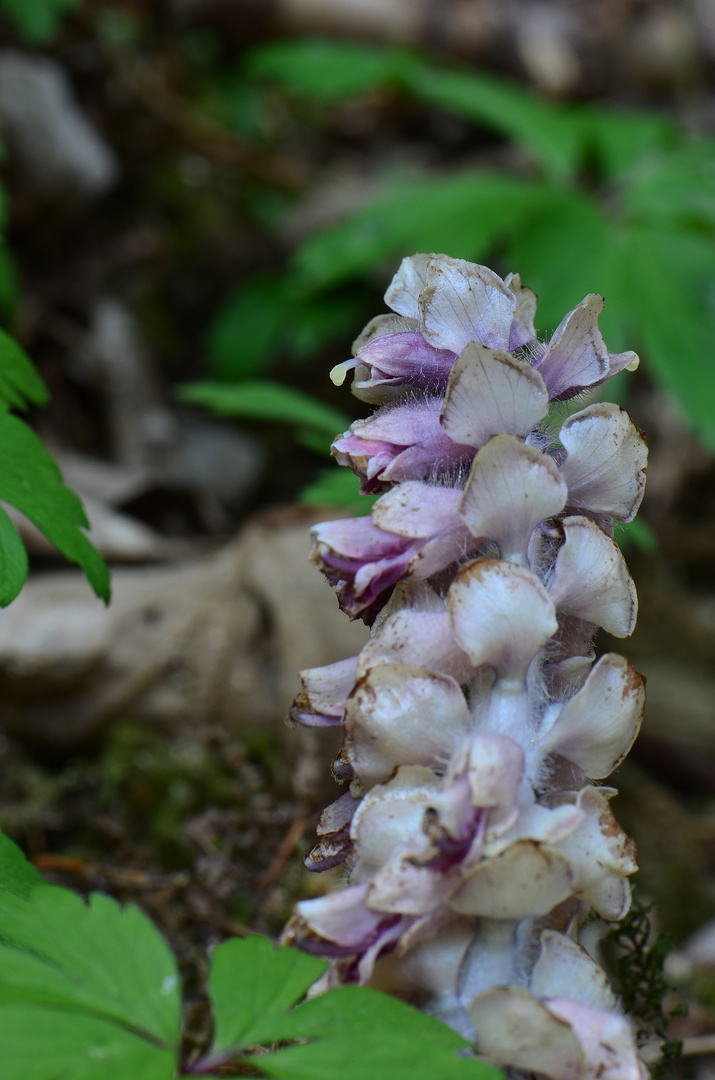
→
(290, 656, 359, 728)
(440, 344, 549, 447)
(449, 840, 576, 919)
(545, 999, 645, 1080)
(419, 256, 516, 355)
(549, 517, 637, 637)
(530, 931, 616, 1012)
(305, 791, 361, 872)
(384, 253, 434, 318)
(345, 664, 471, 787)
(535, 295, 610, 401)
(459, 435, 568, 563)
(540, 654, 645, 779)
(559, 403, 648, 522)
(447, 559, 558, 682)
(555, 787, 637, 921)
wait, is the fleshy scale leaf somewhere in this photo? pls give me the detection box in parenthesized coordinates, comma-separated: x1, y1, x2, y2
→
(0, 410, 110, 603)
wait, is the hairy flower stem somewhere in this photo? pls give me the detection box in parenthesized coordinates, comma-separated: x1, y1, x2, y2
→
(284, 255, 648, 1080)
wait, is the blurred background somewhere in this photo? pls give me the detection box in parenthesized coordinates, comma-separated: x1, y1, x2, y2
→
(1, 0, 715, 1062)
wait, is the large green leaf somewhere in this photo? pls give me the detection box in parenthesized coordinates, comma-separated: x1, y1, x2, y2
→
(0, 882, 180, 1080)
(623, 141, 715, 227)
(176, 379, 349, 438)
(205, 937, 501, 1080)
(0, 410, 110, 604)
(0, 329, 49, 411)
(294, 170, 555, 292)
(580, 106, 675, 178)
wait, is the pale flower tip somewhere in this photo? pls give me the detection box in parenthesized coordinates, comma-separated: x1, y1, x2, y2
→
(625, 352, 640, 372)
(330, 361, 350, 386)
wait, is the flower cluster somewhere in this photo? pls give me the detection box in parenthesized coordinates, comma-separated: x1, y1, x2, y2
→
(283, 255, 648, 1079)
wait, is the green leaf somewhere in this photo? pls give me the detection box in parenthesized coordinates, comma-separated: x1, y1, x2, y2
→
(210, 935, 327, 1052)
(294, 170, 555, 292)
(620, 224, 715, 446)
(0, 832, 42, 899)
(176, 379, 349, 438)
(0, 329, 49, 410)
(299, 467, 376, 515)
(259, 986, 501, 1080)
(0, 0, 82, 43)
(623, 141, 715, 227)
(205, 939, 500, 1080)
(0, 883, 180, 1080)
(207, 275, 291, 381)
(245, 38, 417, 103)
(0, 411, 110, 604)
(581, 106, 675, 178)
(402, 61, 582, 181)
(0, 504, 28, 606)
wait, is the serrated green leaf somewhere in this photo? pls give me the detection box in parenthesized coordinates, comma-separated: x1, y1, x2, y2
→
(209, 936, 327, 1052)
(0, 502, 28, 605)
(0, 886, 181, 1051)
(0, 329, 49, 410)
(299, 467, 376, 515)
(259, 986, 501, 1080)
(245, 38, 417, 103)
(294, 171, 554, 292)
(0, 412, 110, 603)
(0, 1005, 176, 1080)
(0, 884, 180, 1080)
(0, 832, 42, 899)
(176, 379, 349, 437)
(0, 0, 82, 43)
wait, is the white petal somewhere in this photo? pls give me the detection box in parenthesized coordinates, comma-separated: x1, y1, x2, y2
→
(448, 559, 557, 681)
(505, 271, 538, 347)
(545, 998, 644, 1080)
(531, 931, 616, 1012)
(384, 253, 434, 318)
(440, 344, 549, 446)
(556, 787, 638, 920)
(537, 294, 609, 400)
(462, 734, 525, 808)
(468, 987, 585, 1080)
(560, 403, 648, 522)
(541, 654, 645, 779)
(345, 664, 471, 786)
(351, 765, 439, 874)
(449, 840, 575, 918)
(372, 481, 463, 538)
(459, 435, 567, 561)
(419, 257, 516, 354)
(549, 516, 637, 637)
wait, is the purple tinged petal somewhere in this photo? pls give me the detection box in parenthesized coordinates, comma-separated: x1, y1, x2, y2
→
(606, 350, 640, 377)
(290, 656, 359, 728)
(384, 253, 434, 318)
(371, 481, 464, 538)
(505, 272, 538, 350)
(351, 766, 440, 877)
(536, 295, 609, 401)
(459, 734, 525, 808)
(440, 344, 549, 447)
(540, 654, 645, 779)
(345, 664, 471, 787)
(459, 435, 568, 562)
(333, 398, 475, 490)
(305, 791, 361, 872)
(549, 516, 637, 637)
(559, 403, 648, 523)
(419, 257, 516, 355)
(447, 559, 558, 682)
(290, 883, 401, 956)
(545, 998, 644, 1080)
(333, 331, 457, 403)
